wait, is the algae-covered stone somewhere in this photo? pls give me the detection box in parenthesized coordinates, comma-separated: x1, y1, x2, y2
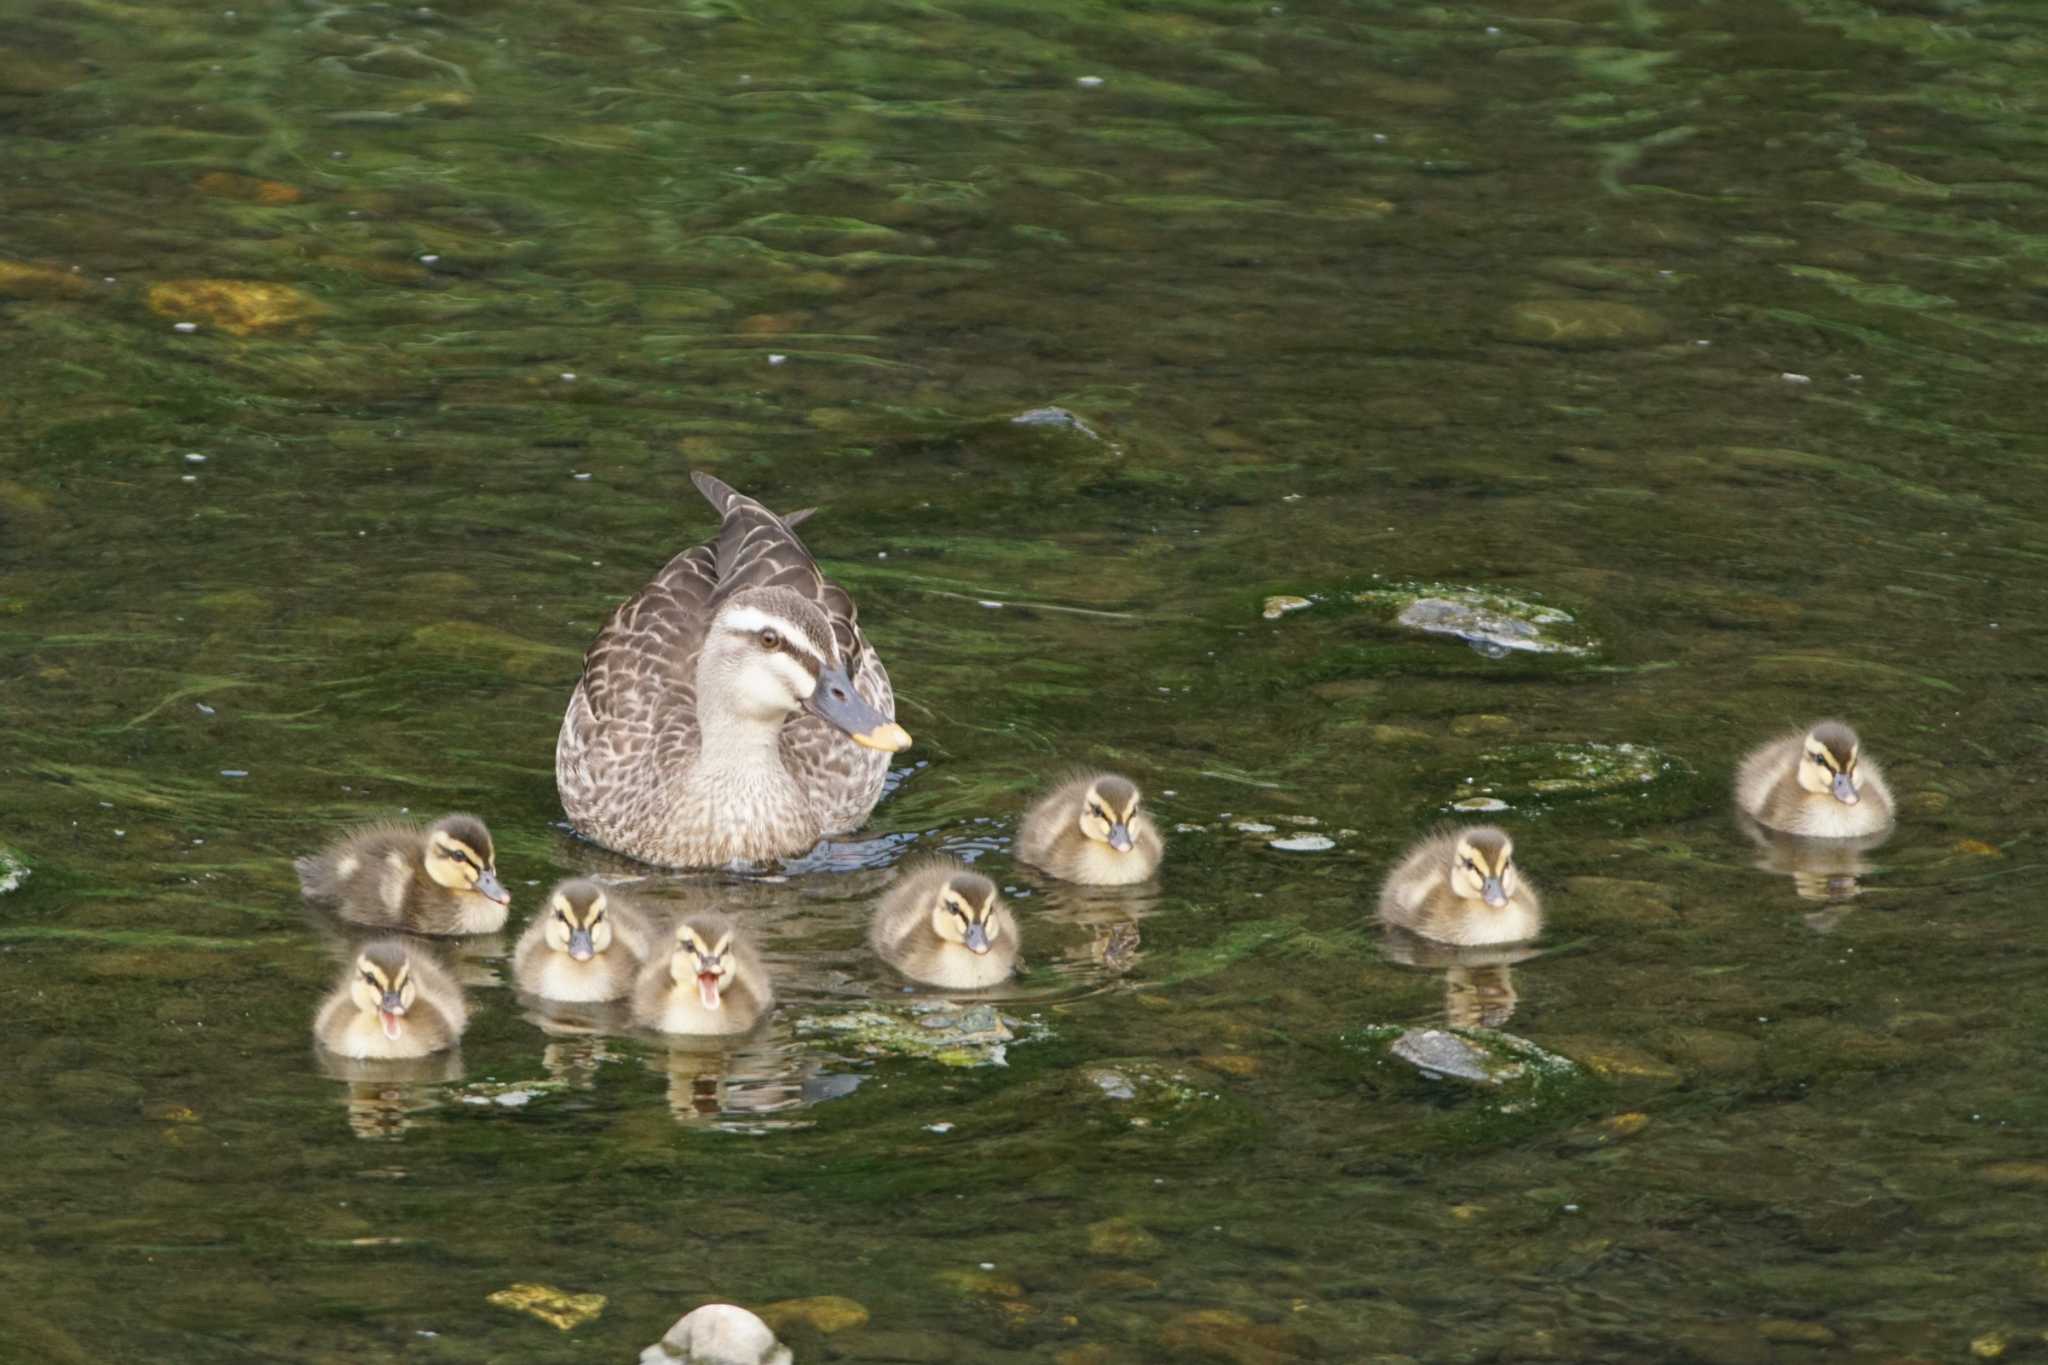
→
(759, 1295, 868, 1334)
(146, 279, 323, 335)
(1087, 1216, 1162, 1259)
(1503, 299, 1667, 347)
(642, 1303, 790, 1365)
(0, 261, 91, 300)
(935, 1267, 1023, 1298)
(1262, 594, 1312, 620)
(487, 1282, 606, 1331)
(1386, 1028, 1576, 1088)
(1353, 583, 1597, 658)
(1466, 742, 1684, 810)
(1160, 1308, 1312, 1363)
(797, 1003, 1020, 1067)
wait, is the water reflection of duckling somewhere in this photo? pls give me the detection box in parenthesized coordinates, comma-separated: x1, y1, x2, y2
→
(871, 860, 1020, 989)
(1379, 925, 1541, 1029)
(1735, 720, 1894, 838)
(1378, 826, 1542, 945)
(1017, 772, 1164, 885)
(512, 878, 653, 1003)
(313, 1048, 465, 1140)
(1737, 812, 1890, 931)
(297, 814, 511, 934)
(633, 913, 774, 1035)
(654, 1029, 809, 1129)
(314, 939, 468, 1060)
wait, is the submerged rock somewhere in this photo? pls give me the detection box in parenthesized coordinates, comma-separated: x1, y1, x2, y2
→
(798, 1003, 1018, 1067)
(1466, 742, 1682, 809)
(759, 1295, 869, 1335)
(1392, 593, 1588, 657)
(487, 1282, 606, 1331)
(1351, 1024, 1592, 1112)
(1502, 299, 1667, 348)
(0, 847, 28, 895)
(145, 278, 323, 335)
(1010, 406, 1101, 439)
(1261, 594, 1312, 620)
(641, 1303, 791, 1365)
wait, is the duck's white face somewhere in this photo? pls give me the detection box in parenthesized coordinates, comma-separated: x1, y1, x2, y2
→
(928, 876, 1001, 955)
(542, 887, 612, 961)
(670, 923, 737, 1010)
(704, 595, 911, 750)
(1077, 781, 1142, 853)
(707, 602, 825, 722)
(1796, 731, 1864, 804)
(1448, 836, 1518, 908)
(349, 953, 417, 1040)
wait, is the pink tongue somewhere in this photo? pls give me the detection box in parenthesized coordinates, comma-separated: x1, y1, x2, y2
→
(379, 1010, 403, 1040)
(696, 973, 722, 1011)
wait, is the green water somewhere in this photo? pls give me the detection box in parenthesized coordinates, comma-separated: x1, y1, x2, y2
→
(5, 0, 2048, 1358)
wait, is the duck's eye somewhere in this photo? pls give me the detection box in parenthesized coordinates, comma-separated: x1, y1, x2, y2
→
(361, 970, 380, 988)
(759, 628, 780, 649)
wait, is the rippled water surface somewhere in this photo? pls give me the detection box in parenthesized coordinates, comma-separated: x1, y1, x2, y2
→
(6, 0, 2048, 1358)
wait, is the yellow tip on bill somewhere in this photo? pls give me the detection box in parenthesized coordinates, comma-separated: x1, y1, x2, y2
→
(853, 722, 913, 753)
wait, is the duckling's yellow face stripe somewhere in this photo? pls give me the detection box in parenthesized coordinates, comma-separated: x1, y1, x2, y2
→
(1449, 839, 1516, 902)
(933, 883, 1000, 948)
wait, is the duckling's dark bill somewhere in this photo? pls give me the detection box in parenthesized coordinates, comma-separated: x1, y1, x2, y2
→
(476, 869, 511, 905)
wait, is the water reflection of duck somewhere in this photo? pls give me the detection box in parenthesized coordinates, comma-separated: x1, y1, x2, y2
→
(296, 814, 511, 934)
(650, 1023, 813, 1130)
(1017, 772, 1165, 885)
(554, 472, 912, 869)
(313, 1046, 464, 1140)
(1379, 925, 1542, 1028)
(1735, 720, 1894, 839)
(1737, 811, 1891, 931)
(1026, 878, 1159, 977)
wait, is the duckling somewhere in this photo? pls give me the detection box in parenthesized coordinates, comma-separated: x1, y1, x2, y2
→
(633, 913, 773, 1035)
(870, 859, 1020, 989)
(1735, 720, 1895, 838)
(1016, 772, 1164, 886)
(512, 878, 654, 1004)
(313, 939, 468, 1060)
(296, 814, 511, 935)
(1377, 825, 1542, 946)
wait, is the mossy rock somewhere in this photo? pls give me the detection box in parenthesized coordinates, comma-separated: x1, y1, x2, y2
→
(795, 1002, 1023, 1068)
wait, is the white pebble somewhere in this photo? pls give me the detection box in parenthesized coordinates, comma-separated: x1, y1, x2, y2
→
(419, 254, 439, 264)
(173, 322, 198, 333)
(767, 353, 788, 365)
(925, 1122, 954, 1134)
(180, 474, 198, 483)
(1780, 372, 1812, 384)
(560, 372, 576, 381)
(1269, 834, 1334, 852)
(977, 599, 1003, 609)
(572, 472, 592, 481)
(184, 452, 207, 463)
(1076, 75, 1104, 87)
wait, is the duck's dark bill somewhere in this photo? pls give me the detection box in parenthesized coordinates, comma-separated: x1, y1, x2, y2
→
(808, 667, 913, 752)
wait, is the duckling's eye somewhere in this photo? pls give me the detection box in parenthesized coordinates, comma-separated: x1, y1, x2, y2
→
(1089, 805, 1109, 822)
(361, 970, 380, 988)
(759, 628, 780, 649)
(556, 911, 573, 926)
